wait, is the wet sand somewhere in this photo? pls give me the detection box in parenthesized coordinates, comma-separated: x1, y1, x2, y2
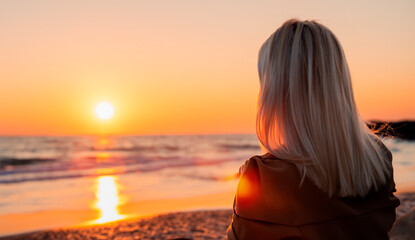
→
(1, 192, 414, 240)
(0, 191, 235, 237)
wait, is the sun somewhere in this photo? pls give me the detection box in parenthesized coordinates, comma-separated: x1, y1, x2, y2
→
(95, 102, 114, 120)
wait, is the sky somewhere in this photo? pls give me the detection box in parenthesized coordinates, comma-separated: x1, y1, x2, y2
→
(0, 0, 414, 136)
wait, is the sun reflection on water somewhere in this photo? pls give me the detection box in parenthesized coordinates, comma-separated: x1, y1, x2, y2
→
(94, 175, 124, 223)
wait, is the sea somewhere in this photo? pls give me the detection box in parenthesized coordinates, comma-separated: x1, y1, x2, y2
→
(0, 135, 259, 216)
(0, 134, 414, 234)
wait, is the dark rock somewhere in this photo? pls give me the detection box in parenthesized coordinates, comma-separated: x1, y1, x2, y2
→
(368, 121, 415, 141)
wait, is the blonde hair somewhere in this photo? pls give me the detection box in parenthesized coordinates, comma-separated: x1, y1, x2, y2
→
(256, 19, 391, 197)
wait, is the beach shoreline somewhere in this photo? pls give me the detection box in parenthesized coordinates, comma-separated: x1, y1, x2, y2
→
(0, 191, 236, 238)
(1, 191, 414, 240)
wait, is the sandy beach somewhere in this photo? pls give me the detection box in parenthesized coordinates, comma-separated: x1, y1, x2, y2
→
(1, 210, 232, 240)
(1, 192, 414, 240)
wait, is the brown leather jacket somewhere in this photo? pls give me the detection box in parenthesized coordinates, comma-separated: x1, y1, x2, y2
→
(227, 152, 400, 240)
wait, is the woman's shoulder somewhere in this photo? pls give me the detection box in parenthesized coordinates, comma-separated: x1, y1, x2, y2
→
(236, 154, 304, 198)
(239, 153, 299, 177)
(235, 154, 313, 225)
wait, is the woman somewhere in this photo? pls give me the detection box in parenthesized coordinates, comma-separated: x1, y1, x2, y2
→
(227, 19, 400, 240)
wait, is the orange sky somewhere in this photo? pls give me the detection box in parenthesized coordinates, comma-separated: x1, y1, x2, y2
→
(0, 0, 414, 136)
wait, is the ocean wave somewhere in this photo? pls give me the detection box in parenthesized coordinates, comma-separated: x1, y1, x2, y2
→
(90, 145, 183, 152)
(0, 155, 177, 176)
(217, 143, 260, 150)
(175, 172, 240, 181)
(0, 158, 55, 168)
(90, 146, 156, 152)
(0, 156, 242, 184)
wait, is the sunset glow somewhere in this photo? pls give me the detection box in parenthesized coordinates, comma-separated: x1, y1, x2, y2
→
(95, 102, 114, 120)
(94, 176, 124, 223)
(0, 1, 413, 136)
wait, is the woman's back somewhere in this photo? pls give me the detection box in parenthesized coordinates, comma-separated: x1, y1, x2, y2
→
(227, 19, 400, 239)
(227, 151, 399, 239)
